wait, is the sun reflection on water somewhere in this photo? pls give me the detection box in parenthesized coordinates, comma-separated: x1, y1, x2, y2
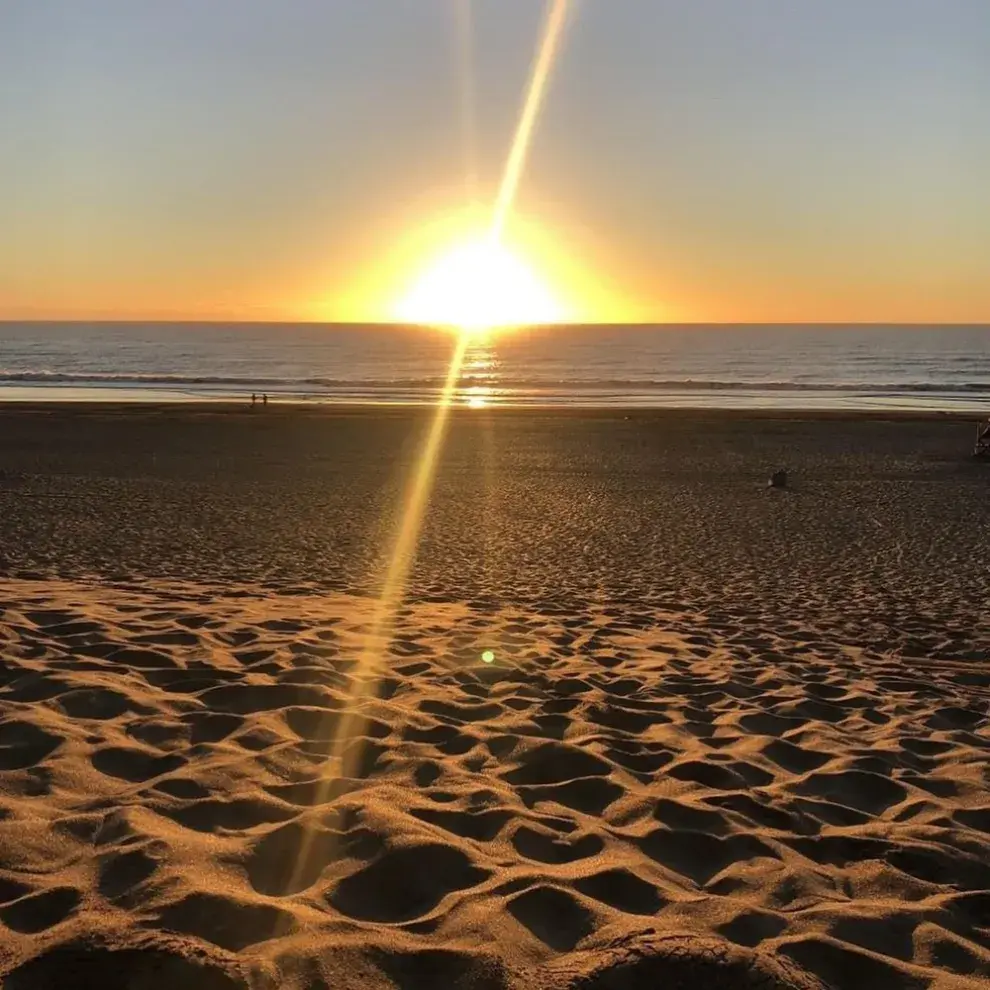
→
(466, 387, 490, 408)
(460, 337, 498, 407)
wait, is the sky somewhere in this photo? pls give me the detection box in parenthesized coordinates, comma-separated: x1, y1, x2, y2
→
(2, 0, 989, 324)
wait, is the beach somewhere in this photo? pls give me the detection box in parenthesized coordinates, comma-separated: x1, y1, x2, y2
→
(0, 404, 988, 988)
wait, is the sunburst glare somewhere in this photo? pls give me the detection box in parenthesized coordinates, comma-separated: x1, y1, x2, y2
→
(392, 234, 568, 333)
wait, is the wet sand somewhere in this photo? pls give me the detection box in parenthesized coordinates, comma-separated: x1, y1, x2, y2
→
(0, 405, 987, 988)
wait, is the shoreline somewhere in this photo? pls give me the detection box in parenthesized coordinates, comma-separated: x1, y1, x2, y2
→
(0, 399, 984, 422)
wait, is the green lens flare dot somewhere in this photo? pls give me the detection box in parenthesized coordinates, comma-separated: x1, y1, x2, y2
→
(481, 650, 496, 664)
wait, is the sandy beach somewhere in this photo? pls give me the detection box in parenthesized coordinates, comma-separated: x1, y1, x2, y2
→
(0, 404, 988, 989)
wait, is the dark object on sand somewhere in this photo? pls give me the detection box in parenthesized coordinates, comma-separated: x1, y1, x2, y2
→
(769, 469, 788, 488)
(974, 420, 990, 457)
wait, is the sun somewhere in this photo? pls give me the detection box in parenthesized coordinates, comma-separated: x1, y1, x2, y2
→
(392, 235, 568, 333)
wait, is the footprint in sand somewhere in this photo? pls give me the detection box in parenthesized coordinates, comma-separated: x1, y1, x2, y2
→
(572, 868, 666, 916)
(155, 890, 296, 951)
(0, 886, 80, 934)
(57, 687, 134, 720)
(329, 843, 491, 922)
(511, 825, 603, 864)
(90, 746, 186, 783)
(412, 806, 515, 842)
(0, 719, 63, 770)
(507, 885, 597, 952)
(97, 848, 160, 904)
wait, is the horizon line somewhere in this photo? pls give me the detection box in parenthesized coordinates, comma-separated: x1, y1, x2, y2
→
(2, 319, 989, 328)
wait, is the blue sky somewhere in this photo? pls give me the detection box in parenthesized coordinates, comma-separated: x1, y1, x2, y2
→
(2, 0, 988, 321)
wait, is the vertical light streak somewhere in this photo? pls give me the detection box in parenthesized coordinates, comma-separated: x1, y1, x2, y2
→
(282, 335, 468, 898)
(489, 0, 571, 245)
(283, 0, 574, 901)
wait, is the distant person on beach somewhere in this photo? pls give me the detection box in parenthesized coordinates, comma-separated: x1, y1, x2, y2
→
(262, 393, 268, 406)
(251, 393, 257, 406)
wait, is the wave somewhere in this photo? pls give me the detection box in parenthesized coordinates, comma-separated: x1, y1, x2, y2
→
(3, 370, 990, 395)
(0, 371, 306, 387)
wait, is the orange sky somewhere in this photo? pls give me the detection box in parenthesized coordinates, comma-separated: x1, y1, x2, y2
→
(3, 2, 988, 324)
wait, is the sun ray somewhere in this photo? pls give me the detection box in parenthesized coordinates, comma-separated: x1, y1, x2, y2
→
(489, 0, 572, 246)
(393, 235, 567, 331)
(282, 334, 469, 897)
(285, 0, 575, 898)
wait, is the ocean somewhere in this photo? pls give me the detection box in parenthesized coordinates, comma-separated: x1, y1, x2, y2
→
(2, 322, 990, 411)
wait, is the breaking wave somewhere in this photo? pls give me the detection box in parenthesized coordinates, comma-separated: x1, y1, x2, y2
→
(3, 370, 990, 394)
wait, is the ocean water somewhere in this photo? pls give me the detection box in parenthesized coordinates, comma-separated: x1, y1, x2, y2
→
(1, 322, 990, 410)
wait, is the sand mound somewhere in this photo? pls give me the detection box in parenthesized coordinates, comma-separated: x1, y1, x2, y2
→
(544, 932, 828, 989)
(3, 934, 262, 990)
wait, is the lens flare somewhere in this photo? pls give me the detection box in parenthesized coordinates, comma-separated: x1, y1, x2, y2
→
(283, 0, 575, 902)
(282, 335, 468, 897)
(490, 0, 572, 245)
(393, 0, 575, 333)
(393, 235, 567, 331)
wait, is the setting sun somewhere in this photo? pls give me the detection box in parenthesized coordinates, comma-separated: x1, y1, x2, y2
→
(392, 235, 569, 332)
